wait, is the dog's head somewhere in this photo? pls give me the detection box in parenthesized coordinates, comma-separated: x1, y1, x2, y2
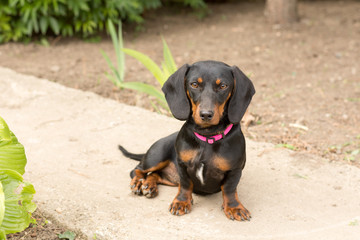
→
(162, 60, 255, 127)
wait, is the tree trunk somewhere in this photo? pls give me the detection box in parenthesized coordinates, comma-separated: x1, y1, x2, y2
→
(265, 0, 298, 24)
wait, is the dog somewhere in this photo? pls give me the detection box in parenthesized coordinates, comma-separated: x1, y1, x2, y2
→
(119, 60, 255, 221)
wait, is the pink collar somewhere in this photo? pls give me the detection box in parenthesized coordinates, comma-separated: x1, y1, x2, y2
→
(194, 124, 234, 144)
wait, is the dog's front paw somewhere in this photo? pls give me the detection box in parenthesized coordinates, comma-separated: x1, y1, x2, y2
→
(169, 198, 192, 216)
(222, 204, 251, 221)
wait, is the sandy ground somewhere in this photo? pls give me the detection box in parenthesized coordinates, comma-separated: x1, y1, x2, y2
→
(1, 67, 360, 239)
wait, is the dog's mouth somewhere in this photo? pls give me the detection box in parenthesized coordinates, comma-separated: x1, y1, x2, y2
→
(193, 108, 221, 127)
(195, 121, 216, 128)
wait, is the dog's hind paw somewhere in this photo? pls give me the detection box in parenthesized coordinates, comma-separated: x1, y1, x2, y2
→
(130, 176, 144, 195)
(141, 178, 158, 198)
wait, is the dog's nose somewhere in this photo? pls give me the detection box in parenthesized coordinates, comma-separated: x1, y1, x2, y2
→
(200, 110, 214, 121)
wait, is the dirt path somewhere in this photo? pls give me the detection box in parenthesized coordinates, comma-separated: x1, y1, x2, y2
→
(0, 1, 359, 164)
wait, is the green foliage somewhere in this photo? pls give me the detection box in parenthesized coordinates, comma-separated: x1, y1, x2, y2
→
(0, 0, 206, 43)
(0, 117, 36, 239)
(122, 37, 178, 110)
(123, 40, 175, 86)
(327, 136, 360, 162)
(101, 19, 125, 88)
(103, 20, 178, 111)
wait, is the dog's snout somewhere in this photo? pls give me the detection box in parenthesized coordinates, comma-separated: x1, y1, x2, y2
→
(200, 110, 214, 121)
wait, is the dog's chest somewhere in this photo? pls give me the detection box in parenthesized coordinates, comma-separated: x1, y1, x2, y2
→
(186, 150, 225, 186)
(195, 163, 205, 185)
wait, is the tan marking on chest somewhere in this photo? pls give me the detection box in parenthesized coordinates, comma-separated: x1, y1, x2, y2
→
(179, 150, 198, 162)
(213, 156, 231, 171)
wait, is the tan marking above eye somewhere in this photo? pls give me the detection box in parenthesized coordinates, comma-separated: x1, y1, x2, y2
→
(216, 79, 221, 85)
(197, 77, 203, 83)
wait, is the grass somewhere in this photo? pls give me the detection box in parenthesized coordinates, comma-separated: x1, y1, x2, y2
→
(275, 143, 297, 151)
(328, 136, 360, 162)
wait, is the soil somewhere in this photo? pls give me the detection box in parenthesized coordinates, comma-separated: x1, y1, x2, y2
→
(0, 0, 359, 238)
(7, 210, 87, 240)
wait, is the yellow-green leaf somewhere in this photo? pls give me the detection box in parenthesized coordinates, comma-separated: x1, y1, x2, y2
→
(162, 37, 177, 76)
(123, 48, 165, 85)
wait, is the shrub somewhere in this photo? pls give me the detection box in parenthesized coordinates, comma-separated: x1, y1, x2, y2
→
(0, 0, 206, 43)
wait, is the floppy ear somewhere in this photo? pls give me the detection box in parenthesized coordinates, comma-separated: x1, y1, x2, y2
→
(161, 64, 190, 120)
(228, 66, 256, 124)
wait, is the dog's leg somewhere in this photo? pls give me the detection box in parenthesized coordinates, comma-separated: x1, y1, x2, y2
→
(141, 172, 177, 198)
(221, 169, 251, 221)
(169, 162, 193, 216)
(130, 160, 170, 196)
(130, 169, 145, 195)
(127, 132, 178, 197)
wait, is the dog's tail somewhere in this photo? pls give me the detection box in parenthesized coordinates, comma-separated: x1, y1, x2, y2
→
(118, 145, 144, 161)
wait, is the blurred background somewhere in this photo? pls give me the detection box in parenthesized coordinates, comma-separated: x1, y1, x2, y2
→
(0, 0, 359, 167)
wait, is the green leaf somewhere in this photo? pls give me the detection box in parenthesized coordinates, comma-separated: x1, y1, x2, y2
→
(0, 117, 36, 235)
(39, 16, 48, 35)
(100, 50, 116, 75)
(40, 37, 50, 47)
(117, 22, 125, 81)
(161, 61, 170, 79)
(104, 71, 119, 88)
(275, 143, 297, 151)
(349, 219, 359, 226)
(120, 82, 166, 105)
(123, 48, 165, 85)
(351, 149, 359, 156)
(0, 230, 5, 239)
(59, 230, 76, 240)
(162, 37, 177, 77)
(0, 183, 5, 226)
(79, 1, 89, 12)
(107, 20, 125, 83)
(31, 8, 39, 33)
(0, 170, 36, 234)
(49, 17, 60, 35)
(0, 117, 26, 175)
(101, 50, 123, 87)
(0, 118, 11, 142)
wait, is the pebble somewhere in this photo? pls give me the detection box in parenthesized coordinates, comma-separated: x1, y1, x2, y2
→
(335, 52, 342, 58)
(351, 67, 357, 75)
(50, 65, 60, 72)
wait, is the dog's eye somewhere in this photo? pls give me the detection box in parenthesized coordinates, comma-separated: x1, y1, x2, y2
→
(220, 83, 228, 90)
(191, 82, 199, 89)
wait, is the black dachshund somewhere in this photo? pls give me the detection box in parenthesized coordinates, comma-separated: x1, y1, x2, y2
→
(120, 60, 255, 221)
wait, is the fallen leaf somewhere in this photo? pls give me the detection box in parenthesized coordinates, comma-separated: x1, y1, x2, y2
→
(59, 231, 76, 240)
